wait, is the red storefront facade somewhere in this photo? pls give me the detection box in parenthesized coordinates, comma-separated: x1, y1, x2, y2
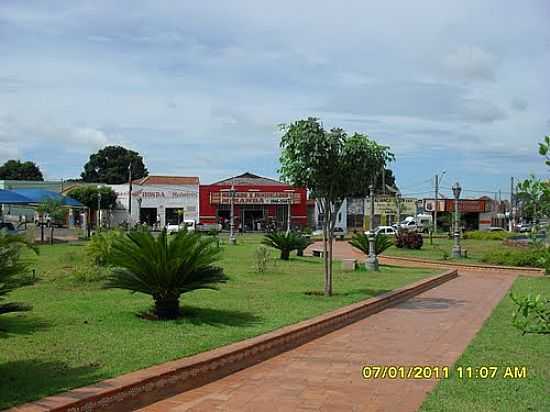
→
(199, 172, 307, 232)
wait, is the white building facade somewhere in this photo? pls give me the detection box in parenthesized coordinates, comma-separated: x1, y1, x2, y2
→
(108, 176, 199, 228)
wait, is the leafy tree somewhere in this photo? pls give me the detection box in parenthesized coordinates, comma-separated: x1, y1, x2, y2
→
(36, 199, 65, 245)
(81, 145, 148, 184)
(517, 175, 550, 222)
(262, 231, 305, 260)
(104, 230, 227, 320)
(0, 230, 38, 316)
(67, 185, 117, 211)
(279, 118, 393, 295)
(0, 160, 43, 181)
(539, 135, 550, 167)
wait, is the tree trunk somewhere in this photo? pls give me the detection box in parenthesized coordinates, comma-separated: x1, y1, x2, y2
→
(322, 203, 330, 296)
(154, 297, 181, 320)
(297, 248, 304, 257)
(40, 224, 44, 243)
(50, 227, 54, 245)
(281, 249, 290, 260)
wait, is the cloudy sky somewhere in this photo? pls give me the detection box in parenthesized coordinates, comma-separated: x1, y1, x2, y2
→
(1, 1, 549, 198)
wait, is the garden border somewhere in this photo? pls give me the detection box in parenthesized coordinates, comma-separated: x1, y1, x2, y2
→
(8, 269, 458, 412)
(380, 255, 544, 277)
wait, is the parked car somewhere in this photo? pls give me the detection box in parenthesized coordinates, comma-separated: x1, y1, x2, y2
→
(333, 227, 347, 240)
(516, 223, 532, 233)
(166, 219, 196, 234)
(373, 226, 397, 236)
(399, 218, 419, 232)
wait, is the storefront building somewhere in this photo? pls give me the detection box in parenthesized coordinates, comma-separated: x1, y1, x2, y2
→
(109, 176, 199, 227)
(199, 172, 307, 231)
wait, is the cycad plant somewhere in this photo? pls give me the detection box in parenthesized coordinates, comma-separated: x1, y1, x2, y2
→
(0, 230, 38, 316)
(104, 230, 227, 320)
(262, 231, 303, 260)
(349, 232, 394, 256)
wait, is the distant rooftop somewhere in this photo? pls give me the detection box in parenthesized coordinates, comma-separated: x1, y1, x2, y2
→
(133, 175, 199, 185)
(211, 172, 286, 186)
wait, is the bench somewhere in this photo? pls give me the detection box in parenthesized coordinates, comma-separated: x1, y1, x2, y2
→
(312, 249, 324, 257)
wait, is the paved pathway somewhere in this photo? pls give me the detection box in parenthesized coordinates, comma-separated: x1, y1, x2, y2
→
(139, 270, 516, 412)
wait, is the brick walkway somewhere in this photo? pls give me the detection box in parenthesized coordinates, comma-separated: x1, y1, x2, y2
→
(139, 270, 516, 412)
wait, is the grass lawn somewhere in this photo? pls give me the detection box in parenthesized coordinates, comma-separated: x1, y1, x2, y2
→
(0, 234, 437, 409)
(421, 276, 550, 412)
(382, 237, 517, 265)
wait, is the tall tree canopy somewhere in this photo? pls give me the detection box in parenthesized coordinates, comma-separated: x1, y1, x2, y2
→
(0, 160, 43, 181)
(279, 117, 393, 296)
(81, 145, 148, 184)
(67, 185, 118, 211)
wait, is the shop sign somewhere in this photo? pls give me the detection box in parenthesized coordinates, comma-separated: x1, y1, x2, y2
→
(211, 191, 301, 205)
(372, 196, 417, 215)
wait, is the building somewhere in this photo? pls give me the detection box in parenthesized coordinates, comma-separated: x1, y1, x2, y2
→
(0, 179, 64, 221)
(109, 176, 200, 227)
(199, 172, 307, 232)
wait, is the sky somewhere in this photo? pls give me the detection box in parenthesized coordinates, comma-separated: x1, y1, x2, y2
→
(1, 0, 549, 199)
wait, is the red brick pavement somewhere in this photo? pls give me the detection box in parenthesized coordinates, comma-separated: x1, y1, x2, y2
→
(139, 270, 516, 412)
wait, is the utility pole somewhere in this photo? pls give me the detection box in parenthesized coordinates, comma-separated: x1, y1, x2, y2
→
(434, 174, 439, 234)
(510, 177, 515, 231)
(128, 162, 133, 223)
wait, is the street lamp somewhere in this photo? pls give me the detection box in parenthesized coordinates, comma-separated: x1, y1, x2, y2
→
(221, 186, 237, 244)
(452, 182, 462, 258)
(136, 194, 143, 224)
(366, 184, 379, 271)
(97, 185, 102, 232)
(284, 189, 295, 234)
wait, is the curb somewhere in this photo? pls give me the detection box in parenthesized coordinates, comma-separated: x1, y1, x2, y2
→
(380, 255, 544, 276)
(7, 269, 458, 412)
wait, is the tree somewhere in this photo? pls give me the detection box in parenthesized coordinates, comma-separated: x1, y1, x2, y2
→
(0, 230, 38, 316)
(81, 145, 148, 184)
(104, 230, 227, 320)
(279, 118, 393, 296)
(0, 160, 43, 181)
(517, 175, 550, 222)
(67, 185, 117, 211)
(539, 135, 550, 167)
(36, 199, 65, 245)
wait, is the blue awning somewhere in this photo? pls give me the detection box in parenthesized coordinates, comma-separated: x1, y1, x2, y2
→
(0, 189, 32, 204)
(11, 189, 83, 207)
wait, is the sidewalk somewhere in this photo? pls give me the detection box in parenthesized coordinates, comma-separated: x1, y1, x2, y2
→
(139, 270, 516, 411)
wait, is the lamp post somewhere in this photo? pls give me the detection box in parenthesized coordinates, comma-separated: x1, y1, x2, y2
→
(97, 185, 102, 232)
(284, 189, 295, 235)
(452, 182, 462, 258)
(221, 186, 237, 244)
(366, 184, 379, 271)
(136, 195, 143, 224)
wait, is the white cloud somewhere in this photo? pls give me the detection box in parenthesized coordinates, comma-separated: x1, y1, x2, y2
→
(443, 46, 496, 82)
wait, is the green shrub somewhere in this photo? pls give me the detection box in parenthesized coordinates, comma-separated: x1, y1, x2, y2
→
(481, 247, 548, 268)
(105, 230, 227, 320)
(85, 230, 123, 266)
(254, 246, 272, 273)
(463, 230, 513, 240)
(510, 292, 550, 334)
(262, 231, 304, 260)
(73, 264, 111, 283)
(349, 233, 393, 255)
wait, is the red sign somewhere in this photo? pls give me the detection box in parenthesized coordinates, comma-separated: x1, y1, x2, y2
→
(210, 191, 301, 205)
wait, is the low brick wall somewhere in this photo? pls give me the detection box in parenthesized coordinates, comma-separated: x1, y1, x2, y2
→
(380, 255, 544, 277)
(8, 269, 458, 412)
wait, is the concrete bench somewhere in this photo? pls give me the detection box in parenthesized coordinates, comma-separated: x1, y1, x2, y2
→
(341, 258, 357, 271)
(312, 249, 324, 257)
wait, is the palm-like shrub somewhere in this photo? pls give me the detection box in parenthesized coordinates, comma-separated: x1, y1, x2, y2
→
(262, 231, 303, 260)
(349, 232, 394, 256)
(295, 234, 313, 257)
(0, 230, 38, 315)
(104, 230, 227, 320)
